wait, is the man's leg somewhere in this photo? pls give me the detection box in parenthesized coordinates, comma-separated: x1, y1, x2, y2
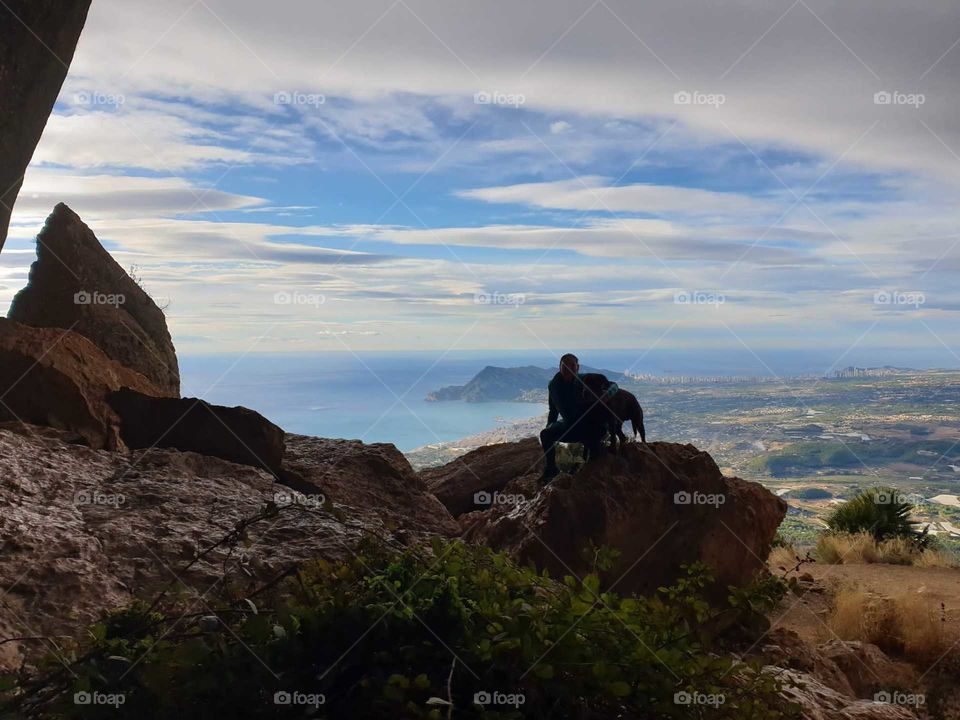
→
(539, 420, 569, 480)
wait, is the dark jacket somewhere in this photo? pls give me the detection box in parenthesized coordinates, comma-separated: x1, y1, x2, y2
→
(546, 372, 620, 425)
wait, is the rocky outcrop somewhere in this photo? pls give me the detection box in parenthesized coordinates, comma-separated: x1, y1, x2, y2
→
(107, 387, 286, 476)
(0, 2, 91, 252)
(0, 318, 166, 449)
(0, 423, 458, 672)
(283, 434, 460, 538)
(420, 437, 543, 515)
(455, 441, 786, 595)
(9, 204, 180, 394)
(771, 668, 919, 720)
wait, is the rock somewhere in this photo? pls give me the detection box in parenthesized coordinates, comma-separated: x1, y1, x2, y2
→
(0, 2, 91, 251)
(0, 318, 166, 449)
(760, 628, 855, 697)
(420, 437, 543, 515)
(107, 387, 285, 475)
(0, 424, 454, 672)
(817, 640, 918, 699)
(459, 441, 786, 595)
(770, 668, 919, 719)
(9, 204, 180, 394)
(283, 434, 459, 538)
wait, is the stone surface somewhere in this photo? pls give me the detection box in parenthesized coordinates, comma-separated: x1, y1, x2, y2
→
(107, 387, 286, 475)
(0, 424, 457, 672)
(0, 1, 91, 251)
(9, 204, 180, 394)
(458, 441, 787, 595)
(770, 668, 919, 720)
(817, 640, 918, 699)
(419, 437, 543, 515)
(283, 433, 460, 538)
(0, 318, 165, 449)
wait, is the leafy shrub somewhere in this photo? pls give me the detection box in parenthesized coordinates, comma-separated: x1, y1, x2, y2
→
(2, 539, 796, 719)
(825, 487, 926, 543)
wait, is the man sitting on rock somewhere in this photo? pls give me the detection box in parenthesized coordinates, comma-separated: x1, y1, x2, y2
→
(540, 353, 618, 482)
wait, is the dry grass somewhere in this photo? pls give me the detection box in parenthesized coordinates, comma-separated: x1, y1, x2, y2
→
(815, 532, 958, 567)
(816, 532, 879, 564)
(829, 586, 950, 661)
(768, 545, 800, 574)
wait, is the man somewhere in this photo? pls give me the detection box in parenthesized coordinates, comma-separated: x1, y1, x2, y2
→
(539, 353, 618, 481)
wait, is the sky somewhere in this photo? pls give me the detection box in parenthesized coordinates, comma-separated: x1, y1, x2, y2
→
(2, 0, 960, 366)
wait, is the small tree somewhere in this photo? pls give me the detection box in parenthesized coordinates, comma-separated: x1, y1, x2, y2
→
(826, 487, 927, 544)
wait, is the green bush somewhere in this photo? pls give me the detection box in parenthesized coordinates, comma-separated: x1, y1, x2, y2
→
(2, 539, 796, 720)
(825, 487, 926, 544)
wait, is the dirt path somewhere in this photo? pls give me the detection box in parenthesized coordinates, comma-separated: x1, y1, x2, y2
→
(768, 562, 960, 648)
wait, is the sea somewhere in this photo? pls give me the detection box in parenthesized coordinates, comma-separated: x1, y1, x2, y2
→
(179, 347, 956, 452)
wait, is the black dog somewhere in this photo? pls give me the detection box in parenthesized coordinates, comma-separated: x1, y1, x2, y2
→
(580, 374, 646, 455)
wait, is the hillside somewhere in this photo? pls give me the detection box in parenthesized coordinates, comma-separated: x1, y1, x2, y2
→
(425, 364, 629, 402)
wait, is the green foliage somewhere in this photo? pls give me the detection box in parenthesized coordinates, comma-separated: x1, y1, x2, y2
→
(3, 540, 797, 720)
(825, 487, 926, 543)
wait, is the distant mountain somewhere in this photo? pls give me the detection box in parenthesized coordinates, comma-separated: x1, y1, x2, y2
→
(425, 364, 628, 402)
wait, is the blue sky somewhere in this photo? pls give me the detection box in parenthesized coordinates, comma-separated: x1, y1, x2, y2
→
(3, 0, 960, 366)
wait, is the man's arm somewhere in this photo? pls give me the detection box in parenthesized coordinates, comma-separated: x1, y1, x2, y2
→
(546, 381, 558, 425)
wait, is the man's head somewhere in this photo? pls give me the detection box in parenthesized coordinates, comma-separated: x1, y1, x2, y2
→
(559, 353, 579, 381)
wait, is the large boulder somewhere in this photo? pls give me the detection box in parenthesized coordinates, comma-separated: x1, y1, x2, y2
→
(9, 204, 180, 394)
(0, 423, 458, 672)
(0, 1, 91, 252)
(771, 668, 919, 720)
(107, 387, 286, 476)
(0, 318, 166, 449)
(457, 441, 786, 595)
(283, 434, 460, 538)
(420, 437, 543, 515)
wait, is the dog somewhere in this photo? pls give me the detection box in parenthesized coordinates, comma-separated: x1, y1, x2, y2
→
(580, 373, 646, 454)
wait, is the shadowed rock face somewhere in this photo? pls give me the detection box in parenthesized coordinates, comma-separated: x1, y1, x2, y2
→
(420, 437, 543, 515)
(9, 204, 180, 395)
(0, 1, 91, 251)
(0, 423, 459, 673)
(444, 441, 786, 595)
(107, 388, 287, 476)
(0, 318, 166, 449)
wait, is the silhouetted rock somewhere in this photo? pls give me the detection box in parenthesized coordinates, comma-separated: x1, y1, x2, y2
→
(0, 318, 165, 449)
(9, 204, 180, 394)
(420, 437, 543, 515)
(457, 441, 786, 595)
(107, 388, 285, 475)
(0, 1, 91, 251)
(283, 434, 459, 538)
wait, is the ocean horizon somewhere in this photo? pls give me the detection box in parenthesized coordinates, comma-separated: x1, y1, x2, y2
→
(179, 347, 959, 451)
